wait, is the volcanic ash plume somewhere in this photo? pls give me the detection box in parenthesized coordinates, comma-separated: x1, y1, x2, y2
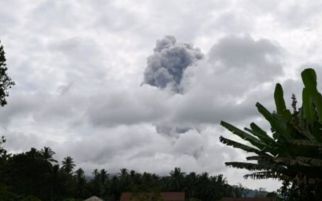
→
(143, 36, 203, 92)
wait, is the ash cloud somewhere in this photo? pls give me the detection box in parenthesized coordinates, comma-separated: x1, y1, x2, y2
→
(156, 124, 192, 136)
(143, 36, 203, 92)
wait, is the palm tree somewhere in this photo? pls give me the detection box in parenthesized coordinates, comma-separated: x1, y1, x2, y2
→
(75, 168, 86, 198)
(49, 164, 62, 201)
(185, 172, 197, 199)
(220, 68, 322, 199)
(41, 147, 57, 164)
(169, 167, 185, 191)
(100, 169, 108, 184)
(120, 168, 129, 178)
(62, 156, 75, 175)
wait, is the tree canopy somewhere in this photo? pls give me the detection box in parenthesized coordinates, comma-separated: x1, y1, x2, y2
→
(0, 145, 252, 201)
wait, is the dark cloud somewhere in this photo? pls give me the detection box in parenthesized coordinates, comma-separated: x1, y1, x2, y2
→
(156, 125, 192, 136)
(143, 36, 203, 92)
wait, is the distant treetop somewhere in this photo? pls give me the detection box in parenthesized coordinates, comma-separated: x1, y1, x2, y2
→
(0, 41, 14, 106)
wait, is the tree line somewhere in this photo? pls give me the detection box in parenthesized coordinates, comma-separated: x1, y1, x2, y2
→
(0, 143, 251, 201)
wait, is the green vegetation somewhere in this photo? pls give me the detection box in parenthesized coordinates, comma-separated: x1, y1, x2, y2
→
(220, 68, 322, 201)
(0, 145, 248, 201)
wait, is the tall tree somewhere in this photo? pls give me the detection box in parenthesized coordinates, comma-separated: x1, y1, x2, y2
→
(169, 167, 185, 191)
(0, 41, 14, 188)
(40, 147, 57, 164)
(62, 156, 75, 175)
(0, 42, 14, 106)
(3, 148, 53, 200)
(75, 168, 87, 199)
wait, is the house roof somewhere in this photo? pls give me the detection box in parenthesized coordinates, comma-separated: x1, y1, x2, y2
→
(120, 192, 185, 201)
(83, 196, 104, 201)
(220, 198, 272, 201)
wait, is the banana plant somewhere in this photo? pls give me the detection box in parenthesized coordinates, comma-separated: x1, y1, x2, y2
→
(220, 68, 322, 196)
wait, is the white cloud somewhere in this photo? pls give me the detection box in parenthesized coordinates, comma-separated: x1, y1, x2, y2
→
(1, 0, 322, 191)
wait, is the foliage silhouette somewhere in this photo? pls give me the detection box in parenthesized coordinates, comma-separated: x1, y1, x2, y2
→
(0, 145, 253, 201)
(0, 42, 14, 106)
(220, 68, 322, 200)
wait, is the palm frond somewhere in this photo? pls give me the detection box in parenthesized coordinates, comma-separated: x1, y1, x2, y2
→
(244, 171, 284, 180)
(221, 121, 265, 149)
(219, 136, 263, 155)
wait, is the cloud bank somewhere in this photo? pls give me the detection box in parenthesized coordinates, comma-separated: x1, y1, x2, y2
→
(2, 0, 322, 191)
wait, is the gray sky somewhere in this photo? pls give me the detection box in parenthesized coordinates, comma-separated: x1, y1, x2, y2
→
(1, 0, 322, 191)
